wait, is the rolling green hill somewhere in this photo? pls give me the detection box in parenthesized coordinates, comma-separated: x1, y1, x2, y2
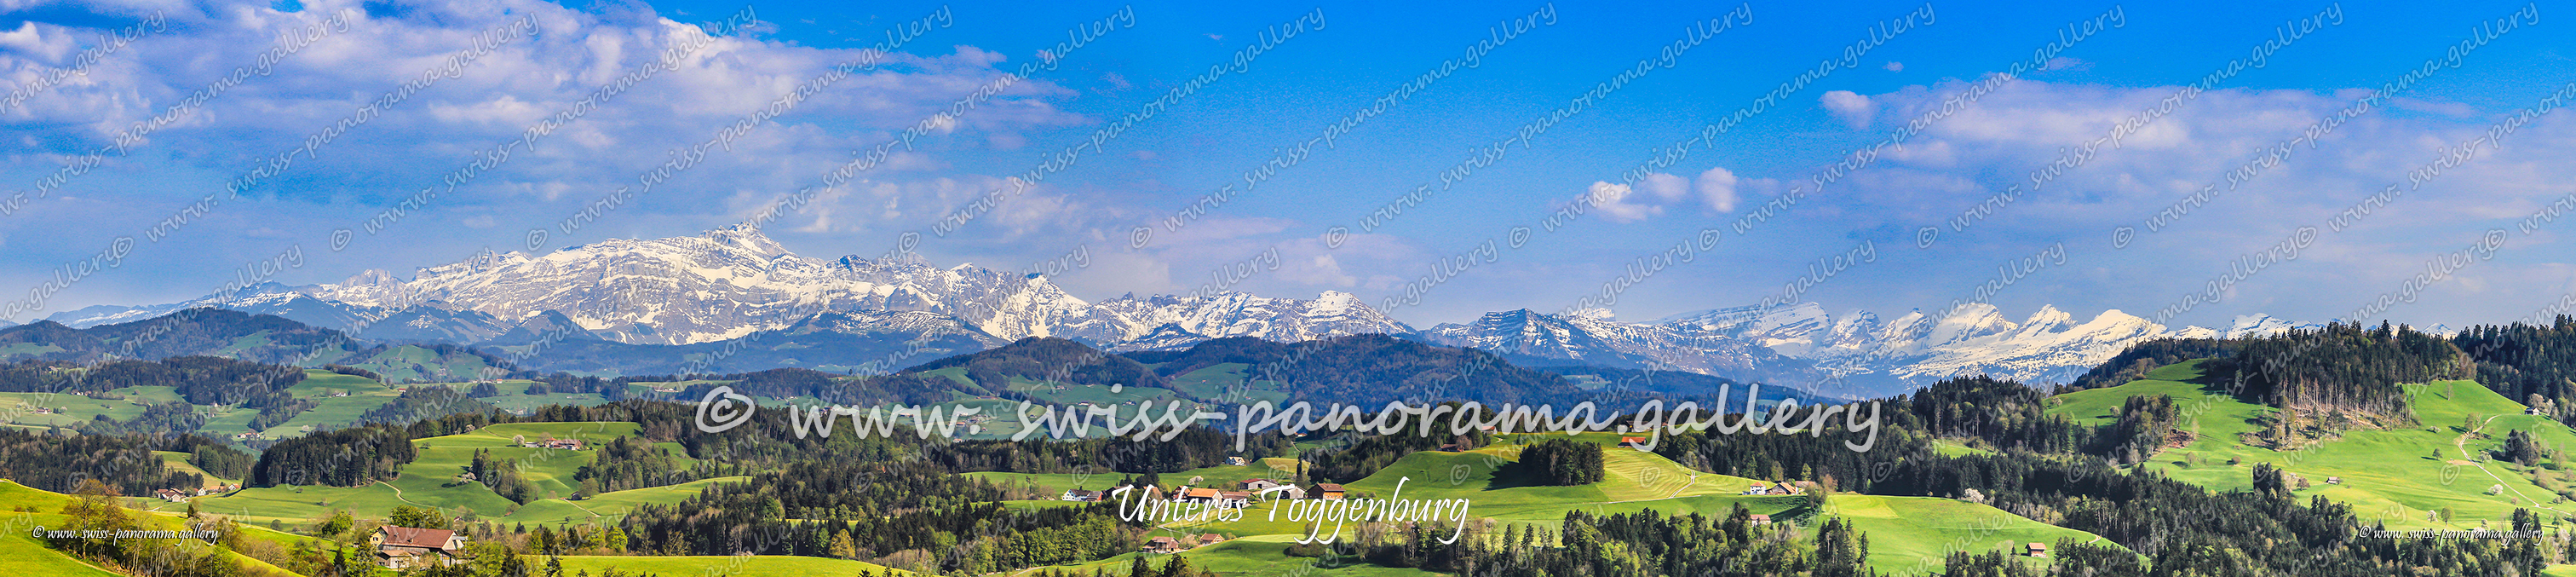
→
(1085, 433, 2126, 575)
(0, 480, 303, 577)
(2048, 359, 2576, 529)
(196, 421, 730, 528)
(552, 554, 918, 577)
(1823, 493, 2105, 574)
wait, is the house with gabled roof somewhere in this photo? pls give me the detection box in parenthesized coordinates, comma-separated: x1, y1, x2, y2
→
(373, 526, 468, 569)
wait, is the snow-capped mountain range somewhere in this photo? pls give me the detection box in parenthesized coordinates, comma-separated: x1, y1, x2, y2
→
(1421, 303, 2316, 396)
(47, 224, 1412, 350)
(46, 225, 2319, 390)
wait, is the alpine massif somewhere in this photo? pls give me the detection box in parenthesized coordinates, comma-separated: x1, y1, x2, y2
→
(40, 225, 2322, 389)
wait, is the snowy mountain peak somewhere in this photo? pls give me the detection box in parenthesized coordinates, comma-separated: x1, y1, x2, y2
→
(699, 222, 791, 258)
(60, 227, 1407, 350)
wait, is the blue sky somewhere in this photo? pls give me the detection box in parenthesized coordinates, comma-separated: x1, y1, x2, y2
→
(3, 0, 2574, 332)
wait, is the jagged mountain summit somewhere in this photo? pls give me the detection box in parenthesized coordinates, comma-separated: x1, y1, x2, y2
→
(46, 225, 1414, 350)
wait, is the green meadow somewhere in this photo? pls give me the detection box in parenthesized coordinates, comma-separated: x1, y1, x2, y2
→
(552, 554, 917, 576)
(193, 421, 727, 529)
(0, 480, 299, 577)
(2046, 360, 2576, 529)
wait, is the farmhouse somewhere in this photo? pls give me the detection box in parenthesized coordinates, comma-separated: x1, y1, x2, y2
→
(1747, 514, 1772, 526)
(1142, 536, 1182, 554)
(373, 526, 468, 569)
(1239, 479, 1280, 492)
(1198, 534, 1226, 547)
(1061, 489, 1103, 502)
(2027, 543, 2049, 558)
(1180, 487, 1223, 503)
(153, 488, 188, 502)
(520, 436, 584, 450)
(1618, 436, 1648, 448)
(1267, 484, 1307, 499)
(1314, 483, 1346, 500)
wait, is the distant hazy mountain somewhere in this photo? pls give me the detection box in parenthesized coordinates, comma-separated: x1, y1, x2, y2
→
(1423, 304, 2314, 395)
(1415, 309, 1828, 383)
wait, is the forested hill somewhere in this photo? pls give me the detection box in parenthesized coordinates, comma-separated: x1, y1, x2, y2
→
(2062, 321, 2469, 415)
(904, 336, 1173, 390)
(0, 308, 358, 365)
(2456, 317, 2576, 405)
(0, 308, 525, 383)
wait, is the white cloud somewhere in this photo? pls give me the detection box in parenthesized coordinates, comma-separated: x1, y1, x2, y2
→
(1883, 61, 1903, 72)
(1588, 181, 1659, 222)
(0, 21, 76, 63)
(1638, 172, 1688, 201)
(1694, 167, 1739, 212)
(0, 0, 1087, 222)
(1820, 89, 1872, 130)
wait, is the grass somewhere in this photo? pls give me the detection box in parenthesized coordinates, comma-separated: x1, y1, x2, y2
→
(1161, 363, 1292, 405)
(2046, 360, 2576, 529)
(1013, 534, 1440, 577)
(550, 554, 917, 577)
(155, 451, 237, 489)
(0, 343, 64, 357)
(0, 480, 303, 577)
(1121, 436, 2122, 575)
(351, 345, 507, 384)
(198, 422, 709, 528)
(1824, 494, 2102, 574)
(0, 389, 158, 428)
(497, 476, 749, 526)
